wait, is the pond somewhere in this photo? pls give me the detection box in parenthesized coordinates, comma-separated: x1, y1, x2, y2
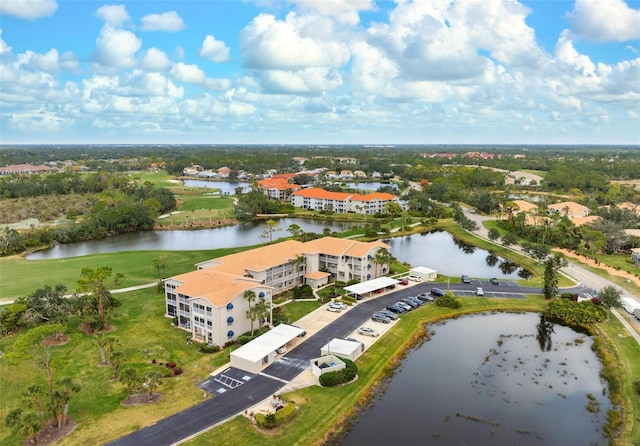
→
(26, 218, 354, 259)
(182, 179, 251, 194)
(340, 312, 611, 446)
(385, 231, 529, 279)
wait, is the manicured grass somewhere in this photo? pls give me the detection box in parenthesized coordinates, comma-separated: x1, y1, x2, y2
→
(0, 246, 254, 301)
(176, 195, 235, 212)
(129, 170, 176, 187)
(280, 301, 321, 323)
(0, 288, 218, 446)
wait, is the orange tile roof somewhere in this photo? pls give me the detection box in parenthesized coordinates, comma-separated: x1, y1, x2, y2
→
(173, 270, 268, 307)
(209, 240, 305, 275)
(510, 200, 537, 212)
(258, 177, 302, 192)
(305, 271, 330, 280)
(291, 187, 396, 201)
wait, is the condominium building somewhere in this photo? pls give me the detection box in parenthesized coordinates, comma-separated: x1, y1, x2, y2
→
(290, 187, 399, 214)
(164, 237, 390, 344)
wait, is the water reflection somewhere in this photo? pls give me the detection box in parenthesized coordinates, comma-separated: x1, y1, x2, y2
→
(386, 231, 528, 279)
(340, 312, 611, 446)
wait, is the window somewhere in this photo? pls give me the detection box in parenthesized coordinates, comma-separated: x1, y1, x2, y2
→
(258, 292, 265, 298)
(226, 303, 234, 310)
(227, 316, 234, 324)
(227, 330, 234, 338)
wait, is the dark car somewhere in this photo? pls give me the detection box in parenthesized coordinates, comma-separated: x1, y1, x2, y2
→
(489, 278, 500, 285)
(396, 301, 413, 311)
(291, 324, 306, 337)
(399, 278, 409, 285)
(416, 293, 435, 302)
(386, 304, 407, 314)
(430, 288, 446, 297)
(461, 275, 471, 283)
(371, 313, 391, 324)
(401, 298, 420, 309)
(405, 296, 423, 307)
(377, 309, 399, 320)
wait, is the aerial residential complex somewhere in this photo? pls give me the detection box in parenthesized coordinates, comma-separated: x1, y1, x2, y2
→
(164, 237, 390, 346)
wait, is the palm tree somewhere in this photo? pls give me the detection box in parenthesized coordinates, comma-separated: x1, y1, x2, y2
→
(5, 408, 42, 445)
(110, 351, 125, 380)
(254, 300, 271, 329)
(120, 367, 139, 401)
(145, 372, 161, 402)
(291, 254, 306, 284)
(53, 377, 80, 428)
(372, 248, 395, 277)
(22, 384, 45, 425)
(243, 290, 258, 336)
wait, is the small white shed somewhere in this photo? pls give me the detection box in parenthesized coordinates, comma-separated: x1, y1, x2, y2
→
(310, 354, 346, 377)
(320, 338, 363, 362)
(409, 266, 438, 281)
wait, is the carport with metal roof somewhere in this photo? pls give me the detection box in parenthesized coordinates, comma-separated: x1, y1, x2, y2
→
(344, 277, 399, 297)
(230, 324, 305, 374)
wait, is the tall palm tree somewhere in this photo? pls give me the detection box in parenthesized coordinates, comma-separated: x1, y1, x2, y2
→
(145, 372, 161, 402)
(120, 367, 139, 401)
(372, 248, 395, 277)
(243, 290, 258, 336)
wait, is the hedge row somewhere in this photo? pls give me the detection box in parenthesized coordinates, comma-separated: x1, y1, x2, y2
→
(254, 403, 297, 428)
(319, 358, 358, 387)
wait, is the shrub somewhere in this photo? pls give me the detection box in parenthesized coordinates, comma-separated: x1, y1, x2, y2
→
(319, 358, 358, 387)
(436, 294, 462, 309)
(255, 405, 297, 430)
(172, 367, 183, 376)
(223, 340, 236, 349)
(199, 344, 220, 354)
(166, 361, 176, 369)
(560, 293, 574, 299)
(633, 380, 640, 396)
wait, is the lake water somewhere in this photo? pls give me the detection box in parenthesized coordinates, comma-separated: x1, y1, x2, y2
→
(385, 231, 528, 279)
(26, 218, 353, 259)
(182, 179, 251, 194)
(340, 312, 611, 446)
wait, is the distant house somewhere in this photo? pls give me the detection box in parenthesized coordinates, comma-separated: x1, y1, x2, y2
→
(291, 157, 308, 165)
(0, 164, 53, 175)
(339, 170, 354, 180)
(257, 174, 301, 200)
(290, 187, 398, 214)
(353, 170, 367, 179)
(547, 201, 590, 218)
(325, 171, 338, 180)
(617, 202, 640, 215)
(507, 200, 537, 215)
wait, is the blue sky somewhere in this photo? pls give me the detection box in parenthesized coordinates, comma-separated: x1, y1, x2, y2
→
(1, 0, 639, 145)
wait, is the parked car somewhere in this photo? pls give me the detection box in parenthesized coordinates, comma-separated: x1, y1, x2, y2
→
(345, 337, 365, 351)
(402, 297, 421, 308)
(408, 274, 422, 282)
(371, 313, 391, 324)
(430, 288, 446, 297)
(386, 304, 407, 314)
(399, 278, 409, 285)
(406, 296, 423, 306)
(476, 287, 484, 296)
(461, 275, 471, 283)
(347, 293, 363, 300)
(330, 301, 348, 310)
(327, 306, 342, 313)
(416, 293, 434, 302)
(489, 278, 500, 285)
(396, 301, 413, 311)
(358, 326, 380, 337)
(377, 309, 398, 320)
(291, 324, 306, 337)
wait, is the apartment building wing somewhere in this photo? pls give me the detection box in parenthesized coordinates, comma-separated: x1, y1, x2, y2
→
(0, 164, 53, 175)
(257, 174, 301, 200)
(547, 201, 590, 218)
(165, 269, 274, 346)
(290, 187, 398, 214)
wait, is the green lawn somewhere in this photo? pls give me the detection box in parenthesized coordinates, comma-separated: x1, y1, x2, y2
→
(0, 246, 254, 301)
(279, 301, 321, 323)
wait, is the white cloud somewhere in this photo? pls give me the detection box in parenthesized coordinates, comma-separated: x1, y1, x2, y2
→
(289, 0, 375, 24)
(0, 0, 57, 20)
(95, 4, 130, 27)
(0, 29, 12, 55)
(140, 11, 185, 32)
(258, 67, 343, 94)
(568, 0, 640, 42)
(18, 48, 77, 72)
(169, 62, 231, 90)
(198, 35, 231, 62)
(240, 13, 350, 70)
(93, 25, 142, 69)
(140, 47, 172, 71)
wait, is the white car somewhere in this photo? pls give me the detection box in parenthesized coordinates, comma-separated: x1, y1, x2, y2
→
(476, 287, 484, 296)
(357, 327, 379, 337)
(330, 301, 348, 310)
(408, 275, 422, 282)
(327, 306, 342, 313)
